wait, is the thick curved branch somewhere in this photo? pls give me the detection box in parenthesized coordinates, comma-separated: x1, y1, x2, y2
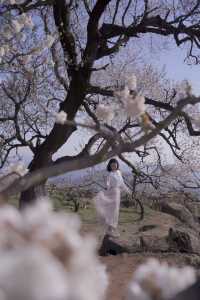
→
(83, 0, 112, 67)
(179, 111, 200, 136)
(97, 10, 200, 59)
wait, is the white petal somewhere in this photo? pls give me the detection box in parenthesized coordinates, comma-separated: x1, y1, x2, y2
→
(0, 47, 5, 57)
(55, 111, 67, 124)
(96, 104, 114, 123)
(12, 20, 24, 33)
(126, 282, 151, 300)
(46, 35, 55, 48)
(0, 246, 68, 300)
(126, 74, 137, 91)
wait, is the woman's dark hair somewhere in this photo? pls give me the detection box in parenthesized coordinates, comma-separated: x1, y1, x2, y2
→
(107, 159, 119, 172)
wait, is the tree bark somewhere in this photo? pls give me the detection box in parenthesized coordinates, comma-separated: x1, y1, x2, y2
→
(19, 69, 91, 208)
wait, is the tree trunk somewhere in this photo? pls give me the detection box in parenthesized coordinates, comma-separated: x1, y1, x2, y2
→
(19, 69, 91, 209)
(19, 182, 46, 209)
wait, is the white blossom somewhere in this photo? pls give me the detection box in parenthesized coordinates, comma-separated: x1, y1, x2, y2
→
(3, 44, 9, 54)
(10, 0, 16, 3)
(96, 104, 114, 123)
(12, 20, 24, 33)
(126, 74, 137, 91)
(0, 47, 5, 57)
(126, 258, 196, 300)
(46, 34, 55, 48)
(51, 60, 55, 67)
(0, 246, 68, 300)
(0, 200, 109, 300)
(20, 33, 27, 42)
(192, 117, 200, 128)
(127, 282, 150, 300)
(125, 95, 145, 118)
(9, 163, 28, 176)
(114, 85, 130, 103)
(20, 14, 34, 29)
(55, 110, 67, 124)
(23, 198, 52, 229)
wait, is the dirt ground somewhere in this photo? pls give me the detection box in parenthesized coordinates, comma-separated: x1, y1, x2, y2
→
(81, 206, 200, 300)
(101, 254, 143, 300)
(101, 253, 200, 300)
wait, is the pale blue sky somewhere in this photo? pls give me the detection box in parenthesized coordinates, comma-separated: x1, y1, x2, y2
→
(150, 43, 200, 96)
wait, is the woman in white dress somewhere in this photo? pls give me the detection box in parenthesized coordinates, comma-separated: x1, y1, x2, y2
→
(94, 159, 131, 237)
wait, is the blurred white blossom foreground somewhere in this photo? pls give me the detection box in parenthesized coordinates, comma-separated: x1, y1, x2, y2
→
(0, 199, 197, 300)
(126, 258, 196, 300)
(0, 199, 108, 300)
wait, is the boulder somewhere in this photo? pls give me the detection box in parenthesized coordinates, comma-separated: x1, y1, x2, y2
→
(185, 202, 200, 223)
(138, 235, 169, 253)
(160, 201, 197, 229)
(167, 227, 200, 254)
(99, 235, 130, 256)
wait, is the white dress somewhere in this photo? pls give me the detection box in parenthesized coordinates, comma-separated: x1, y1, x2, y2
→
(94, 170, 130, 229)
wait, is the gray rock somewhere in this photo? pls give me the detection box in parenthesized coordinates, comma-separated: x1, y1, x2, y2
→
(99, 234, 130, 256)
(167, 227, 200, 254)
(160, 201, 197, 229)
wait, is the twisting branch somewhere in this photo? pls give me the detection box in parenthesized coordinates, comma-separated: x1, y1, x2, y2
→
(53, 0, 77, 75)
(83, 0, 112, 67)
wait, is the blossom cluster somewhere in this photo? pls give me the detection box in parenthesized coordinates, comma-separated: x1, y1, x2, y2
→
(55, 110, 68, 125)
(0, 196, 197, 300)
(0, 8, 56, 64)
(0, 12, 34, 62)
(95, 74, 146, 124)
(126, 258, 196, 300)
(0, 199, 108, 300)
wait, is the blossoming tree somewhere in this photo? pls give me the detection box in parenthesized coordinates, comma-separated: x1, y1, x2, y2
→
(1, 0, 200, 207)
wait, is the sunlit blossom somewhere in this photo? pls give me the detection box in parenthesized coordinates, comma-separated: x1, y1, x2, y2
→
(126, 258, 196, 300)
(96, 104, 114, 123)
(126, 74, 137, 91)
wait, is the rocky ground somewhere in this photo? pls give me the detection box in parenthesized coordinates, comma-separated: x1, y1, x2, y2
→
(101, 253, 200, 300)
(80, 199, 200, 300)
(47, 186, 200, 300)
(6, 183, 200, 300)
